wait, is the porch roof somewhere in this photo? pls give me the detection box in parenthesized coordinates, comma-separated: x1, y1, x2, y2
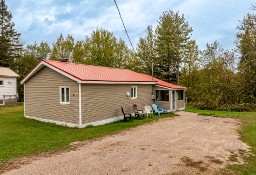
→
(142, 74, 186, 89)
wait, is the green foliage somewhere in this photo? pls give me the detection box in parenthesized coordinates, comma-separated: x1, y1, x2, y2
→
(185, 41, 242, 110)
(17, 42, 51, 101)
(155, 10, 193, 84)
(0, 106, 173, 164)
(237, 13, 256, 104)
(83, 28, 134, 68)
(136, 25, 155, 75)
(73, 40, 86, 64)
(185, 13, 256, 111)
(51, 34, 74, 61)
(180, 40, 200, 87)
(0, 0, 22, 67)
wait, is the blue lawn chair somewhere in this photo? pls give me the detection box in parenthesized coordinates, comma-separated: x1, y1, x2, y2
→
(152, 104, 164, 116)
(157, 104, 168, 113)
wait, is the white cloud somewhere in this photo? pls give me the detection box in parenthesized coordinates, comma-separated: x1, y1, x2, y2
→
(35, 7, 57, 22)
(7, 0, 256, 50)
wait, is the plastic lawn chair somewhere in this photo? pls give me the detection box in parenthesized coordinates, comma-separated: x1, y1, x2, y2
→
(144, 106, 153, 118)
(156, 104, 168, 113)
(152, 104, 164, 116)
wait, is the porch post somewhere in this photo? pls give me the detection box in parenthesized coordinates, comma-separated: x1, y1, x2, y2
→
(184, 90, 186, 109)
(170, 90, 173, 111)
(175, 90, 177, 110)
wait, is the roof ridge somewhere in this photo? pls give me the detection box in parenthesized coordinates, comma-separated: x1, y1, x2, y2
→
(44, 59, 131, 71)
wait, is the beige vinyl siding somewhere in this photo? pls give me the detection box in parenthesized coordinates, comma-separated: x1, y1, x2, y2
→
(177, 100, 185, 109)
(156, 102, 170, 110)
(25, 67, 79, 124)
(81, 84, 153, 123)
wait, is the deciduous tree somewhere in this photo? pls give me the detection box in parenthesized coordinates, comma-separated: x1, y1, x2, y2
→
(137, 25, 155, 75)
(51, 34, 74, 61)
(237, 13, 256, 103)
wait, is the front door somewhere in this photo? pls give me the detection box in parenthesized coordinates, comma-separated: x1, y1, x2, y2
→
(172, 90, 176, 110)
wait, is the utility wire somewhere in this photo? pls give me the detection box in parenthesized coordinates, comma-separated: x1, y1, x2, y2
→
(113, 0, 135, 52)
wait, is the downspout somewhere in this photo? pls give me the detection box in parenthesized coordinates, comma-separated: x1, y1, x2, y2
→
(78, 83, 82, 127)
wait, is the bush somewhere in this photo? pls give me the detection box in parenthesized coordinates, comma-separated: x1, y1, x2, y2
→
(192, 102, 256, 112)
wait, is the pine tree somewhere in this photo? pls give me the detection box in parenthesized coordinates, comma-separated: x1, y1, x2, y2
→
(0, 0, 22, 67)
(155, 10, 193, 84)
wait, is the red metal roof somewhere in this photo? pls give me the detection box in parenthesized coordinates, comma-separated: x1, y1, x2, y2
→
(142, 74, 186, 89)
(43, 60, 156, 82)
(40, 60, 185, 89)
(154, 77, 185, 89)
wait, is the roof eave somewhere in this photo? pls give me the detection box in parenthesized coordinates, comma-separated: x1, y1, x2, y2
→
(79, 81, 156, 84)
(155, 84, 186, 90)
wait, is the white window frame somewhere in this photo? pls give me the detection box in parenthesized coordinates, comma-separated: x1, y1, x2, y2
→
(131, 86, 137, 99)
(59, 86, 70, 104)
(0, 80, 3, 87)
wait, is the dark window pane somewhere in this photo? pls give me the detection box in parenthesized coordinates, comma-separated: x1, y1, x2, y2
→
(155, 90, 169, 101)
(131, 87, 134, 97)
(0, 81, 3, 85)
(66, 88, 70, 102)
(61, 88, 65, 102)
(178, 90, 184, 100)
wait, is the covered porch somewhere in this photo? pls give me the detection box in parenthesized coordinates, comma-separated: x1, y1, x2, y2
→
(153, 86, 186, 111)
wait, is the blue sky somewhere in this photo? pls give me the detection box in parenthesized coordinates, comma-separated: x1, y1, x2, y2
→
(6, 0, 255, 50)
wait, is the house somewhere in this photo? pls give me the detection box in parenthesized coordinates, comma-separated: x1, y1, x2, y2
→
(21, 59, 186, 128)
(0, 67, 19, 105)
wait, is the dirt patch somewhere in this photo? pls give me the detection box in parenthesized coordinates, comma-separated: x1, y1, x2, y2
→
(181, 156, 208, 172)
(2, 112, 251, 175)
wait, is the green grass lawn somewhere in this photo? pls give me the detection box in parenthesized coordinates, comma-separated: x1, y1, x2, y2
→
(186, 107, 256, 175)
(0, 106, 173, 164)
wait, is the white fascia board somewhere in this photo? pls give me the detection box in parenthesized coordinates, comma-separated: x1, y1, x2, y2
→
(155, 85, 172, 89)
(80, 81, 156, 85)
(155, 85, 186, 90)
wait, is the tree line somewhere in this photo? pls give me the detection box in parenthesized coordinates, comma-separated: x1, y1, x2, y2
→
(0, 0, 255, 111)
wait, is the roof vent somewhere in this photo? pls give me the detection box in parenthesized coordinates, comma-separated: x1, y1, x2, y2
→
(60, 58, 69, 62)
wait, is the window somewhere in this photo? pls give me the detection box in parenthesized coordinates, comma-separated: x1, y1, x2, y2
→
(177, 90, 184, 100)
(59, 86, 70, 104)
(156, 90, 169, 102)
(131, 86, 137, 99)
(0, 80, 3, 86)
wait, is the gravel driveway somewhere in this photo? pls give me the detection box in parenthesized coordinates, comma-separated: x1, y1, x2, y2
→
(3, 112, 250, 175)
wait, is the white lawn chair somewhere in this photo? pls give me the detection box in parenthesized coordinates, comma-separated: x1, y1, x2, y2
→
(144, 106, 153, 118)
